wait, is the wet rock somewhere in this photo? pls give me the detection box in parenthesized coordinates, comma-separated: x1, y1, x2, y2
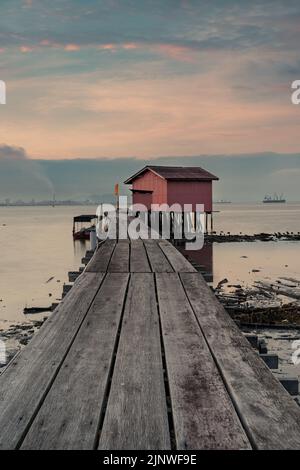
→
(19, 338, 30, 346)
(217, 278, 228, 289)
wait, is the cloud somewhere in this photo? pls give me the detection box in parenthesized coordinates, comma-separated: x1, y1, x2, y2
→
(0, 144, 54, 198)
(64, 44, 81, 52)
(2, 1, 300, 159)
(2, 1, 300, 55)
(0, 149, 299, 202)
(0, 144, 27, 160)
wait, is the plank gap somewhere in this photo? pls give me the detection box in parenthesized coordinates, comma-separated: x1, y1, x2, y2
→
(153, 273, 177, 450)
(93, 273, 131, 449)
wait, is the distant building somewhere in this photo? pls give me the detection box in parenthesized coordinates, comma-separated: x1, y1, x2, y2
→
(124, 165, 219, 231)
(124, 165, 218, 212)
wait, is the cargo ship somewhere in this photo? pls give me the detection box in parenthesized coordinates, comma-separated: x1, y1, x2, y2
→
(263, 193, 286, 203)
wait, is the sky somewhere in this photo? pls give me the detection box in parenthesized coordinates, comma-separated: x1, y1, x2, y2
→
(0, 1, 300, 200)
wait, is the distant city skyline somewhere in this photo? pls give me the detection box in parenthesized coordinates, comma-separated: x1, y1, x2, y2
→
(0, 149, 299, 203)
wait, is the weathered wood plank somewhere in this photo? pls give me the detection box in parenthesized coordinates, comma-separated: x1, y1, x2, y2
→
(86, 240, 116, 272)
(158, 240, 196, 273)
(143, 240, 174, 273)
(130, 239, 151, 273)
(156, 273, 251, 450)
(21, 273, 129, 450)
(180, 272, 300, 450)
(98, 273, 170, 450)
(0, 272, 105, 450)
(108, 240, 130, 272)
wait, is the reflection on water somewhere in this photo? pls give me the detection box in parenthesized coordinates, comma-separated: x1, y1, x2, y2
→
(179, 244, 214, 282)
(0, 206, 96, 327)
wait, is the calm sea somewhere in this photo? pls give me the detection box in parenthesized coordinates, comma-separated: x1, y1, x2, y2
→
(0, 203, 299, 327)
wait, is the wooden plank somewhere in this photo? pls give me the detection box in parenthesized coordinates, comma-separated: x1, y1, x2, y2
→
(86, 240, 116, 272)
(21, 273, 129, 450)
(158, 240, 196, 273)
(156, 273, 251, 450)
(130, 239, 151, 273)
(180, 272, 300, 450)
(143, 240, 174, 273)
(98, 273, 171, 450)
(108, 240, 130, 272)
(0, 272, 105, 450)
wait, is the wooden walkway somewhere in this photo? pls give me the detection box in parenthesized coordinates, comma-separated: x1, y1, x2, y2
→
(1, 238, 300, 449)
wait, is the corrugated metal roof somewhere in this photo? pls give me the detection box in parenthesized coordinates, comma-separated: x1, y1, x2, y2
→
(124, 165, 219, 184)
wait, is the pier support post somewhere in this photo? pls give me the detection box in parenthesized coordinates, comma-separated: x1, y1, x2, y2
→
(260, 354, 279, 369)
(90, 229, 97, 251)
(280, 378, 299, 396)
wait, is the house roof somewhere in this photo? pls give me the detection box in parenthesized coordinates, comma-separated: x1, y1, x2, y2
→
(73, 214, 97, 223)
(124, 165, 219, 184)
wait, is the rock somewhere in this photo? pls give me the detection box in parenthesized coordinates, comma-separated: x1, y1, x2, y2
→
(217, 278, 228, 289)
(19, 338, 30, 346)
(19, 325, 33, 331)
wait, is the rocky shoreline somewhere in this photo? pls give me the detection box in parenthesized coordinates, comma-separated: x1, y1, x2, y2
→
(0, 317, 48, 373)
(206, 231, 300, 243)
(215, 277, 300, 326)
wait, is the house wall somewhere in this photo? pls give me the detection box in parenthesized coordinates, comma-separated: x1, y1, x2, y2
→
(167, 180, 213, 212)
(132, 170, 167, 209)
(131, 170, 214, 212)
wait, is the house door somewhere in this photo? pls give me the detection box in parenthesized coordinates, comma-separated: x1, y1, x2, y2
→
(133, 191, 153, 210)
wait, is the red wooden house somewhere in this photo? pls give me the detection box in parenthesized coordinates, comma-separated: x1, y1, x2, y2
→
(124, 165, 219, 232)
(124, 165, 218, 212)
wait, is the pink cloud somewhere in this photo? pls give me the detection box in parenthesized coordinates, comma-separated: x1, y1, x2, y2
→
(153, 44, 196, 62)
(96, 44, 117, 51)
(20, 46, 33, 53)
(39, 40, 51, 46)
(122, 43, 139, 50)
(64, 44, 81, 52)
(14, 39, 197, 63)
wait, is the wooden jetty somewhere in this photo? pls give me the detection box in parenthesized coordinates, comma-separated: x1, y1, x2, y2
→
(1, 238, 300, 450)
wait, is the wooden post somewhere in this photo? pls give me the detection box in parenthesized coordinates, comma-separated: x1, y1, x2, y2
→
(90, 229, 97, 251)
(114, 183, 119, 240)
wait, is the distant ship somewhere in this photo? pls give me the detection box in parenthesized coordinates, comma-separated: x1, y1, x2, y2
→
(214, 199, 232, 204)
(263, 193, 286, 203)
